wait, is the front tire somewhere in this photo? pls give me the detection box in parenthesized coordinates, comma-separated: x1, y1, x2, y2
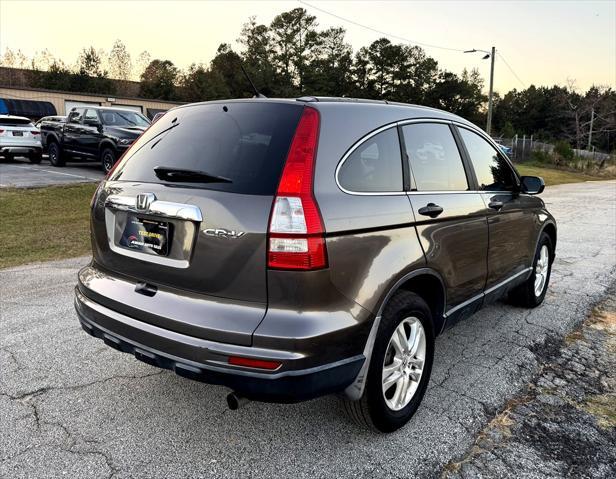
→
(509, 232, 553, 308)
(100, 147, 117, 174)
(342, 290, 435, 433)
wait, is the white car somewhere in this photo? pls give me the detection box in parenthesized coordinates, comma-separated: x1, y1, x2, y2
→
(0, 115, 43, 163)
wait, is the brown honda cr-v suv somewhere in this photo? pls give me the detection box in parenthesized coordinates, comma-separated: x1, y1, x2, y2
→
(75, 97, 556, 432)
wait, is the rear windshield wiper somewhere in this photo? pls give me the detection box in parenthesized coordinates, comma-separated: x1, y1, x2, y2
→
(153, 166, 232, 184)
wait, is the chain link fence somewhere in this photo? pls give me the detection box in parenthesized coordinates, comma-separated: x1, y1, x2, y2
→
(491, 135, 615, 167)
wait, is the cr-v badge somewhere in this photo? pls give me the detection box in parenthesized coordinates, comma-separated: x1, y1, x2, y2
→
(202, 228, 245, 239)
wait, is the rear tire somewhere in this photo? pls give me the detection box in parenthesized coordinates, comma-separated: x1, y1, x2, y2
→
(48, 142, 65, 167)
(342, 290, 434, 432)
(509, 232, 553, 308)
(29, 152, 42, 164)
(100, 147, 117, 174)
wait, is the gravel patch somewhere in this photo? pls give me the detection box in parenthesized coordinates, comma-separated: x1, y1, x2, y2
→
(443, 288, 616, 479)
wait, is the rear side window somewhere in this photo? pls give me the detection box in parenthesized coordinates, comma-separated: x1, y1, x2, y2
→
(458, 128, 518, 191)
(338, 127, 403, 192)
(112, 102, 304, 195)
(402, 123, 468, 191)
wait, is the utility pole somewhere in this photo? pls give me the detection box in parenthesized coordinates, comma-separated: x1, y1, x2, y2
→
(464, 46, 496, 135)
(486, 46, 496, 135)
(587, 108, 594, 150)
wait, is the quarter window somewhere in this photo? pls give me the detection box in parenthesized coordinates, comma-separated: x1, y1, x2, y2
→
(68, 109, 84, 124)
(402, 123, 468, 191)
(338, 127, 403, 193)
(458, 128, 518, 191)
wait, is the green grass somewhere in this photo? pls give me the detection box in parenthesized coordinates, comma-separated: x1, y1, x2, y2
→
(0, 163, 614, 269)
(0, 184, 97, 269)
(516, 164, 615, 186)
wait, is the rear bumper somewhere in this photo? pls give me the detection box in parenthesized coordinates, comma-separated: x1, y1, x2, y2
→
(74, 288, 364, 402)
(0, 145, 42, 156)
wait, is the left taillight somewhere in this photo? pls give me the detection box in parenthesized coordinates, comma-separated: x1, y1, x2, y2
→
(31, 130, 40, 135)
(267, 107, 327, 271)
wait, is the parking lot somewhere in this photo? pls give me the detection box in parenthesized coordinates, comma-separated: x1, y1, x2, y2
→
(0, 157, 104, 188)
(1, 180, 614, 478)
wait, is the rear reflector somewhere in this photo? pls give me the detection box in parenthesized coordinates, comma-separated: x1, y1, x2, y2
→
(228, 356, 282, 370)
(267, 106, 327, 270)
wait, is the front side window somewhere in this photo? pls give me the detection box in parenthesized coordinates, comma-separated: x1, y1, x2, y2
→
(402, 123, 468, 191)
(68, 109, 84, 124)
(338, 127, 403, 192)
(458, 128, 518, 191)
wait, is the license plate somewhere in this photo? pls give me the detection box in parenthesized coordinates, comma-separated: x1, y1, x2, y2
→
(12, 131, 24, 136)
(119, 215, 171, 256)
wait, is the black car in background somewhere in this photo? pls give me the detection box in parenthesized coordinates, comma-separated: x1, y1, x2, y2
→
(41, 107, 150, 173)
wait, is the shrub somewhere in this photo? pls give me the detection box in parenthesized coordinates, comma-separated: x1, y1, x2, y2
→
(531, 150, 551, 164)
(554, 140, 574, 162)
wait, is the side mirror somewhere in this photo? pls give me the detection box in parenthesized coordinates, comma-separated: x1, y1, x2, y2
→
(84, 119, 100, 127)
(520, 176, 545, 195)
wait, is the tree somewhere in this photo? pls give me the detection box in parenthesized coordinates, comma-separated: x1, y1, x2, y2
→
(77, 47, 106, 77)
(31, 49, 56, 71)
(139, 59, 178, 100)
(270, 7, 319, 94)
(238, 17, 277, 95)
(364, 38, 402, 99)
(1, 47, 16, 67)
(424, 68, 486, 124)
(178, 63, 229, 102)
(108, 39, 132, 80)
(210, 44, 251, 98)
(306, 27, 353, 96)
(392, 46, 439, 104)
(135, 50, 151, 80)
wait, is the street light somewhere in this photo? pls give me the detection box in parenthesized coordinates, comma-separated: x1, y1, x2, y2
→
(465, 47, 496, 135)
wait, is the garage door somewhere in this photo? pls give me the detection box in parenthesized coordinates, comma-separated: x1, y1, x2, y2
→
(65, 100, 100, 114)
(111, 104, 143, 113)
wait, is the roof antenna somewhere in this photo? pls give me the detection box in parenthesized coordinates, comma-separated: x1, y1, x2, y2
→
(239, 63, 267, 99)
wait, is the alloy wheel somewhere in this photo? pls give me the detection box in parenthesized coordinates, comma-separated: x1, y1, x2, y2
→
(382, 317, 426, 411)
(534, 245, 549, 297)
(102, 152, 114, 173)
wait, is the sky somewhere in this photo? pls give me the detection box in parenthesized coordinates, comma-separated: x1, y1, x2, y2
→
(1, 0, 614, 95)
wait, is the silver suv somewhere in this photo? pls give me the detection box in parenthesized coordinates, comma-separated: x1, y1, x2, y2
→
(0, 115, 42, 163)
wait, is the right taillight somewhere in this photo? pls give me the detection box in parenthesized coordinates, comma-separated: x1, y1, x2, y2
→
(267, 107, 327, 270)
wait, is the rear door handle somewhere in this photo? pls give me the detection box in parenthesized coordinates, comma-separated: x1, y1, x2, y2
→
(418, 203, 444, 218)
(488, 200, 504, 211)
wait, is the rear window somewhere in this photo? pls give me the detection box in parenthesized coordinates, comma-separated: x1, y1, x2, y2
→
(112, 102, 304, 195)
(0, 117, 31, 126)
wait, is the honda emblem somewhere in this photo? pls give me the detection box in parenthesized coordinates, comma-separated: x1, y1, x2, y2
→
(135, 193, 156, 211)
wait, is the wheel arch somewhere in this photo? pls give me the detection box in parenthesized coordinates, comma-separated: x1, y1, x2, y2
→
(541, 221, 557, 252)
(395, 271, 447, 336)
(46, 133, 60, 146)
(98, 139, 117, 156)
(345, 267, 446, 401)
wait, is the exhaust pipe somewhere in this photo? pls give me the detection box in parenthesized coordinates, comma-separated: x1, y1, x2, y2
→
(226, 392, 250, 410)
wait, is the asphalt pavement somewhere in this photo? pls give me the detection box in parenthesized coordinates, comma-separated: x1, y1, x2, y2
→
(0, 157, 104, 188)
(1, 180, 615, 478)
